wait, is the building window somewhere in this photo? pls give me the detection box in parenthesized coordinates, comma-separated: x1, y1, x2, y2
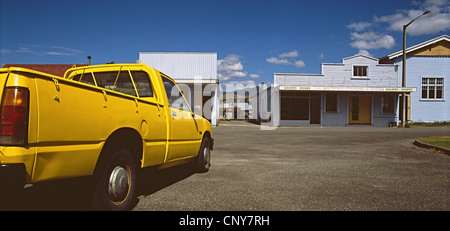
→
(422, 78, 444, 100)
(280, 91, 309, 120)
(382, 94, 395, 114)
(281, 98, 309, 120)
(353, 66, 368, 77)
(326, 92, 337, 113)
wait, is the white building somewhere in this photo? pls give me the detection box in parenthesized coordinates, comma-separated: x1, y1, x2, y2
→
(139, 52, 219, 126)
(271, 55, 415, 127)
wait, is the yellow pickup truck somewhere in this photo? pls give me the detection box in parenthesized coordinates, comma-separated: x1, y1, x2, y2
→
(0, 63, 213, 210)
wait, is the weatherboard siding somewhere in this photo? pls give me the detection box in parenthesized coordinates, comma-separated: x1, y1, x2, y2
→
(273, 55, 402, 127)
(395, 56, 450, 122)
(275, 58, 399, 89)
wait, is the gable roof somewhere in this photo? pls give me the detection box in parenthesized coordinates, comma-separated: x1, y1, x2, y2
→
(381, 35, 450, 61)
(342, 54, 378, 62)
(2, 64, 87, 77)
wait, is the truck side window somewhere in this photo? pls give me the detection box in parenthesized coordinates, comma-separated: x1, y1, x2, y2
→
(95, 71, 136, 96)
(130, 71, 153, 97)
(72, 74, 82, 81)
(94, 71, 118, 90)
(162, 77, 190, 112)
(80, 72, 96, 86)
(71, 73, 95, 86)
(114, 71, 137, 96)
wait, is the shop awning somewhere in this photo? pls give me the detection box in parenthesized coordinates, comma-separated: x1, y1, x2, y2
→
(279, 86, 416, 93)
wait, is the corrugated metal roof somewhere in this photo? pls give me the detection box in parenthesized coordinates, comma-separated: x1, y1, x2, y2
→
(139, 52, 217, 80)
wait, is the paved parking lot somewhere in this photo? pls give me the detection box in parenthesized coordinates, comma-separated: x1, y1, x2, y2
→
(132, 121, 449, 211)
(2, 121, 449, 210)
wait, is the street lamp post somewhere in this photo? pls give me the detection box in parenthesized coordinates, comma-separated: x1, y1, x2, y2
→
(401, 10, 430, 127)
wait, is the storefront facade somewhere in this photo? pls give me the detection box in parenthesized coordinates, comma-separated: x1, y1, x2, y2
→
(272, 55, 415, 127)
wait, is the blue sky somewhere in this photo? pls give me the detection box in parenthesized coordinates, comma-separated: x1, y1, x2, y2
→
(1, 0, 449, 86)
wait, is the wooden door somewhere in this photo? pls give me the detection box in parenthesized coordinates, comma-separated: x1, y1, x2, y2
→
(349, 96, 371, 125)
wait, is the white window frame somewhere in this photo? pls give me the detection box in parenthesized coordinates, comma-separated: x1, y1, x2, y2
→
(325, 92, 339, 113)
(421, 77, 444, 101)
(352, 65, 370, 79)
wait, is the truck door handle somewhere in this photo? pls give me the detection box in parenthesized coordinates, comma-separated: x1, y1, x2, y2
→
(172, 111, 177, 117)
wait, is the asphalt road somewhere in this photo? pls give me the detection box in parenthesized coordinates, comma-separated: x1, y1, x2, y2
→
(1, 121, 449, 211)
(134, 121, 449, 211)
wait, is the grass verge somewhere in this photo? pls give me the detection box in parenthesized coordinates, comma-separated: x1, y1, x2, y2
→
(409, 121, 450, 127)
(418, 136, 450, 149)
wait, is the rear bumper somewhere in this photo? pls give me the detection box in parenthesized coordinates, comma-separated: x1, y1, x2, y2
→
(0, 163, 26, 190)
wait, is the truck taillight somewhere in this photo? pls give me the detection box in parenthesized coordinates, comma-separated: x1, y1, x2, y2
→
(0, 87, 29, 146)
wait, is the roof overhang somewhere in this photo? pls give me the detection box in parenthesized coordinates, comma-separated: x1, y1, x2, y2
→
(279, 85, 416, 93)
(385, 35, 450, 60)
(174, 79, 218, 84)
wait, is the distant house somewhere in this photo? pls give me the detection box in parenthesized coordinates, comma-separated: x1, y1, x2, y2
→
(271, 54, 414, 127)
(2, 64, 87, 77)
(379, 35, 450, 123)
(221, 92, 250, 120)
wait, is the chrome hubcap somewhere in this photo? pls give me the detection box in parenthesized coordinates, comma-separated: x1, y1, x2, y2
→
(203, 146, 210, 168)
(108, 166, 129, 202)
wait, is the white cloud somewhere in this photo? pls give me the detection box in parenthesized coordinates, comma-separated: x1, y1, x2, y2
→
(347, 22, 372, 31)
(350, 31, 379, 41)
(294, 60, 306, 68)
(266, 50, 306, 69)
(218, 55, 262, 87)
(0, 49, 14, 55)
(266, 56, 291, 65)
(352, 0, 450, 36)
(249, 74, 260, 79)
(350, 32, 396, 50)
(279, 50, 298, 58)
(219, 80, 258, 93)
(347, 0, 450, 52)
(374, 7, 450, 36)
(45, 51, 78, 56)
(356, 49, 373, 57)
(223, 80, 256, 86)
(13, 44, 82, 56)
(217, 54, 247, 81)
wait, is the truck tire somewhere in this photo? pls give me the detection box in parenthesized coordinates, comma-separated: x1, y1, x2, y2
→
(196, 137, 211, 173)
(92, 149, 138, 211)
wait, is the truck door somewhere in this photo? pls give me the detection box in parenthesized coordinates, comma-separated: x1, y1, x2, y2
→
(129, 70, 168, 167)
(162, 77, 199, 161)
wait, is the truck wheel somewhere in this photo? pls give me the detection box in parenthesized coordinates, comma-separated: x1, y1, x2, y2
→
(92, 149, 138, 211)
(196, 137, 211, 173)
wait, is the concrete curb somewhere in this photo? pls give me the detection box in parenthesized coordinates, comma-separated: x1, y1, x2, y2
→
(414, 139, 450, 156)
